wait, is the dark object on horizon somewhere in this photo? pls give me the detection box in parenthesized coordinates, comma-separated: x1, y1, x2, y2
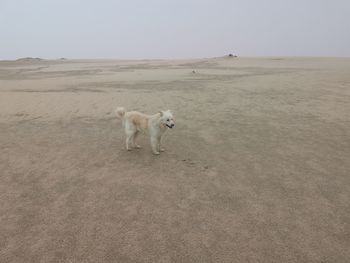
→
(228, 54, 237, 58)
(192, 70, 196, 74)
(16, 57, 43, 62)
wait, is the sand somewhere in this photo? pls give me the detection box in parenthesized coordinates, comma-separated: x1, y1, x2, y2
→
(0, 57, 349, 262)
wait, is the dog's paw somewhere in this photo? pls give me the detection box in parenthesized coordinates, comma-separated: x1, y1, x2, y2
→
(153, 151, 160, 155)
(134, 145, 142, 149)
(126, 148, 132, 151)
(160, 148, 165, 152)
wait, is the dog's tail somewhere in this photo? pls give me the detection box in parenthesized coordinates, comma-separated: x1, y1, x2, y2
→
(115, 107, 126, 119)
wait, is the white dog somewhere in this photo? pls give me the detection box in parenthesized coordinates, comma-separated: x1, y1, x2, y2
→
(115, 107, 175, 155)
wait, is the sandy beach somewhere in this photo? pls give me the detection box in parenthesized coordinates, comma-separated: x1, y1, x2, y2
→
(1, 57, 349, 262)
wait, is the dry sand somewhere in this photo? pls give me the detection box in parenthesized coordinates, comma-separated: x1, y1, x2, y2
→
(0, 57, 349, 262)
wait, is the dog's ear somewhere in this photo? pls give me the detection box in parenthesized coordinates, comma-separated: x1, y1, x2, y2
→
(159, 111, 163, 117)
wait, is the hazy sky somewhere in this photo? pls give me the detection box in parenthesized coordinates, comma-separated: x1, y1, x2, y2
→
(1, 0, 349, 59)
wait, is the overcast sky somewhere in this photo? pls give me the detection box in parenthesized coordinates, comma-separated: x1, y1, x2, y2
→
(1, 0, 349, 59)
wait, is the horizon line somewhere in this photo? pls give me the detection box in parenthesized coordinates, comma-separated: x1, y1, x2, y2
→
(2, 55, 350, 62)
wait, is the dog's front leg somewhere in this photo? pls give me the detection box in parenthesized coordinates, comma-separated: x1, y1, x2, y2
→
(158, 136, 165, 152)
(151, 136, 160, 155)
(126, 133, 133, 151)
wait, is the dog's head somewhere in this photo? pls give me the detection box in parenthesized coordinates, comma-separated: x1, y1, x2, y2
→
(159, 110, 175, 129)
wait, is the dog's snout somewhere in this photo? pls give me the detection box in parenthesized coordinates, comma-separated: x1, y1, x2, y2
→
(171, 124, 175, 128)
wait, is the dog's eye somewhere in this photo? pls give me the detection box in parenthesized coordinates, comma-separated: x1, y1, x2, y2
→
(166, 119, 169, 121)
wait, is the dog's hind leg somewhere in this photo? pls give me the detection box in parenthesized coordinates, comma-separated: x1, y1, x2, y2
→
(132, 131, 141, 149)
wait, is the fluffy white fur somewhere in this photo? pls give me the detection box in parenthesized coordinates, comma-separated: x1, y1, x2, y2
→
(115, 107, 175, 155)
